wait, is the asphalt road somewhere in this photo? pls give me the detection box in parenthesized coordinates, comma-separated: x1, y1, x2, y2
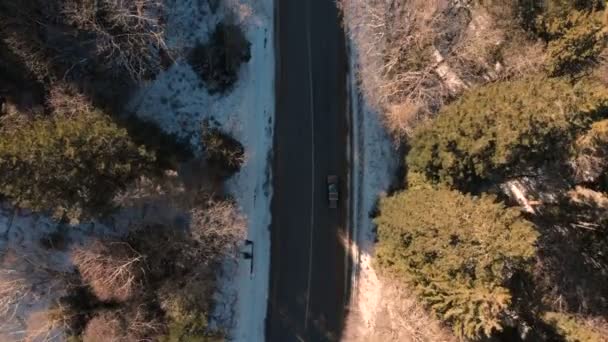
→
(266, 0, 349, 341)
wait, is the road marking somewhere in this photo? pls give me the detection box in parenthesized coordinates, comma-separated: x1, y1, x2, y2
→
(303, 0, 316, 331)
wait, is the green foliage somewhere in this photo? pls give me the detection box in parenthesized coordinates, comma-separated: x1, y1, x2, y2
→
(540, 0, 605, 21)
(159, 289, 223, 342)
(572, 119, 608, 183)
(513, 0, 606, 75)
(407, 77, 608, 187)
(0, 112, 155, 218)
(375, 186, 538, 339)
(541, 10, 607, 76)
(543, 312, 605, 342)
(189, 23, 251, 93)
(201, 122, 244, 175)
(124, 114, 193, 169)
(576, 118, 608, 150)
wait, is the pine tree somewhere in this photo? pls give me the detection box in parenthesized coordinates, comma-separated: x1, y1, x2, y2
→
(375, 186, 538, 339)
(407, 77, 608, 188)
(0, 112, 155, 218)
(541, 9, 607, 76)
(543, 312, 606, 342)
(572, 119, 608, 183)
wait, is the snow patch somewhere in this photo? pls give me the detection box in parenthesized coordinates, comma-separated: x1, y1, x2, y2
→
(130, 0, 274, 340)
(347, 36, 400, 331)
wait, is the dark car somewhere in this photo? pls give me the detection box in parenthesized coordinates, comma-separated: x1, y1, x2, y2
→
(327, 175, 339, 209)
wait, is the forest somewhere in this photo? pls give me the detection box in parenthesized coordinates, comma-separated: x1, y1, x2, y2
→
(341, 0, 608, 340)
(0, 0, 252, 340)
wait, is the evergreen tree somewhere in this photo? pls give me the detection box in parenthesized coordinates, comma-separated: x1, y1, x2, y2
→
(572, 119, 608, 184)
(543, 312, 606, 342)
(407, 77, 608, 187)
(0, 112, 155, 218)
(541, 9, 607, 76)
(375, 186, 538, 339)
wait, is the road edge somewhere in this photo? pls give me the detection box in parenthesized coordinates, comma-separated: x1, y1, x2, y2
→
(345, 34, 363, 305)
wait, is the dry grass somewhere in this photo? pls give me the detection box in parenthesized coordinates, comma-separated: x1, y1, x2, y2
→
(385, 101, 424, 137)
(343, 275, 457, 342)
(71, 240, 144, 302)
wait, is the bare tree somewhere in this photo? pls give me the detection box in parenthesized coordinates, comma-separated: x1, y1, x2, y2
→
(71, 240, 144, 302)
(339, 0, 547, 139)
(61, 0, 170, 80)
(190, 198, 246, 260)
(0, 268, 29, 327)
(339, 0, 452, 139)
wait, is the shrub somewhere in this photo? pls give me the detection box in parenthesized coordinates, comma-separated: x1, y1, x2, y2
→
(0, 111, 156, 219)
(201, 122, 245, 176)
(83, 306, 162, 342)
(189, 23, 251, 93)
(82, 311, 125, 342)
(189, 198, 246, 260)
(375, 186, 538, 339)
(158, 277, 223, 342)
(543, 312, 606, 342)
(71, 240, 144, 302)
(46, 285, 101, 338)
(571, 119, 608, 184)
(407, 77, 608, 188)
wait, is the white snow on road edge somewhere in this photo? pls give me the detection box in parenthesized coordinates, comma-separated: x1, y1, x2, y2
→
(224, 0, 274, 340)
(346, 36, 400, 330)
(131, 0, 274, 340)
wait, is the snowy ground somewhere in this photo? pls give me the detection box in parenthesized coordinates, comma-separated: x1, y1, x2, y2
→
(0, 192, 188, 341)
(346, 39, 400, 330)
(0, 0, 274, 340)
(131, 0, 275, 340)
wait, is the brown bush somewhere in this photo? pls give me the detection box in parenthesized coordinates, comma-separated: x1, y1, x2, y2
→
(46, 83, 95, 118)
(190, 198, 246, 260)
(71, 240, 144, 302)
(83, 306, 162, 342)
(385, 101, 423, 137)
(83, 311, 125, 342)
